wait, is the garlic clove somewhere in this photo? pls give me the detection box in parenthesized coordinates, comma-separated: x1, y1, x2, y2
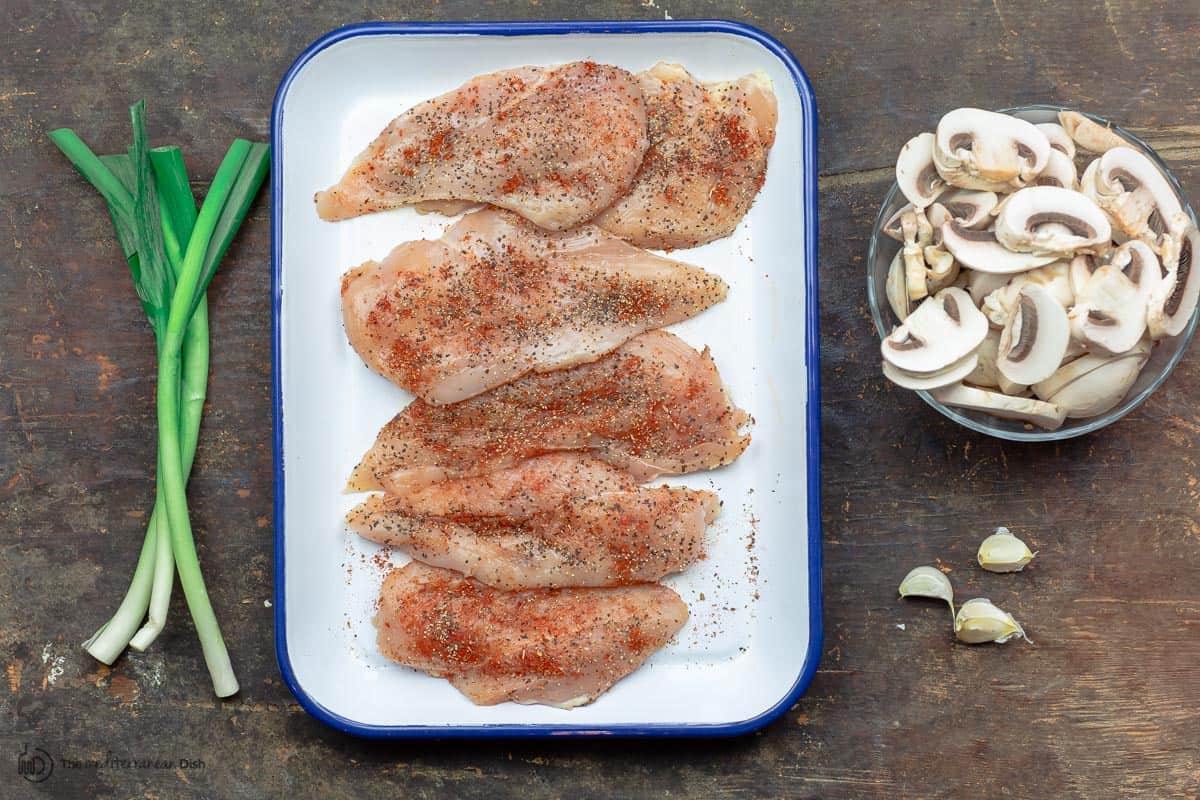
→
(898, 565, 956, 618)
(977, 526, 1036, 572)
(954, 598, 1031, 644)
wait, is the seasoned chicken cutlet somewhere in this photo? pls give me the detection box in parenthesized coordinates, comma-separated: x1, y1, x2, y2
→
(371, 453, 638, 515)
(348, 330, 751, 492)
(375, 562, 689, 707)
(348, 483, 719, 589)
(341, 208, 728, 404)
(594, 63, 778, 250)
(315, 62, 649, 230)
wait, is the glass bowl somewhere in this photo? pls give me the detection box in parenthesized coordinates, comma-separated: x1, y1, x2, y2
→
(866, 105, 1200, 441)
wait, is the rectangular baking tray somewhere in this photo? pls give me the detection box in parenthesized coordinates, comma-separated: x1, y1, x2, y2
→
(272, 19, 821, 738)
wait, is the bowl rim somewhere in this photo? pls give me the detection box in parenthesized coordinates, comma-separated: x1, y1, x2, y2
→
(867, 104, 1200, 442)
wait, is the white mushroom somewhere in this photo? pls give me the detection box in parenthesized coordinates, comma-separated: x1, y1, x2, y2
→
(883, 353, 980, 390)
(964, 329, 1002, 388)
(1033, 340, 1149, 401)
(1068, 253, 1099, 298)
(1090, 147, 1188, 249)
(1069, 263, 1147, 354)
(885, 249, 911, 321)
(1148, 225, 1200, 339)
(1059, 110, 1128, 153)
(927, 190, 998, 230)
(931, 383, 1066, 430)
(1036, 122, 1076, 160)
(1111, 239, 1163, 307)
(880, 287, 989, 374)
(967, 269, 1013, 306)
(994, 186, 1111, 256)
(923, 245, 960, 293)
(1034, 148, 1078, 190)
(896, 132, 946, 209)
(941, 221, 1058, 274)
(882, 204, 912, 242)
(933, 108, 1051, 191)
(997, 284, 1071, 385)
(982, 261, 1074, 327)
(901, 208, 934, 302)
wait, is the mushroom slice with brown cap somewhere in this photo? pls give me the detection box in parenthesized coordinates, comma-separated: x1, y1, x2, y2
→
(997, 284, 1071, 385)
(931, 383, 1067, 430)
(883, 353, 979, 390)
(1148, 225, 1200, 339)
(1059, 111, 1128, 153)
(1036, 123, 1076, 160)
(994, 186, 1111, 256)
(941, 221, 1058, 274)
(928, 190, 998, 230)
(1034, 149, 1078, 189)
(933, 108, 1051, 192)
(1068, 263, 1146, 354)
(1092, 147, 1188, 248)
(896, 133, 946, 209)
(880, 287, 989, 374)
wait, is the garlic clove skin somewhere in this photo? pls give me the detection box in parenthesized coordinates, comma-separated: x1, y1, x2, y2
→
(977, 526, 1037, 572)
(899, 565, 956, 618)
(954, 598, 1031, 644)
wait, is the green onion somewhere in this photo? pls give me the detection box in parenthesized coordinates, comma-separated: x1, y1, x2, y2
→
(49, 101, 268, 697)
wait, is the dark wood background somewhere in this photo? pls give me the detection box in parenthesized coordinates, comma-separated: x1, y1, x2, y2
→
(3, 1, 1199, 798)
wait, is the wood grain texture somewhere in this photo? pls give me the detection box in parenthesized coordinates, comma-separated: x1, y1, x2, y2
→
(2, 1, 1199, 798)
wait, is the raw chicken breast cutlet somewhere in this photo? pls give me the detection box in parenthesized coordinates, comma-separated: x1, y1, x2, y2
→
(341, 208, 728, 404)
(315, 62, 649, 231)
(594, 62, 778, 250)
(348, 477, 720, 589)
(375, 562, 689, 707)
(348, 330, 751, 493)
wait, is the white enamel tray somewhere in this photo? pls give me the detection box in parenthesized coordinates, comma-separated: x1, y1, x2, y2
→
(271, 20, 821, 737)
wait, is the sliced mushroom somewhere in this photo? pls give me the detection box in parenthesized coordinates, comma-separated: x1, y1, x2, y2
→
(1033, 345, 1149, 418)
(933, 108, 1051, 192)
(881, 287, 989, 374)
(1091, 147, 1188, 248)
(1034, 148, 1078, 189)
(982, 261, 1073, 327)
(896, 132, 946, 209)
(885, 249, 911, 321)
(927, 190, 998, 230)
(882, 203, 913, 241)
(923, 245, 960, 293)
(964, 329, 1002, 388)
(901, 208, 933, 302)
(941, 221, 1058, 274)
(1059, 110, 1128, 153)
(1036, 122, 1076, 160)
(1148, 225, 1200, 338)
(1068, 263, 1146, 354)
(1068, 253, 1099, 298)
(931, 383, 1066, 430)
(997, 284, 1071, 385)
(967, 269, 1013, 307)
(883, 353, 980, 390)
(1111, 239, 1163, 306)
(994, 186, 1111, 256)
(1032, 343, 1148, 402)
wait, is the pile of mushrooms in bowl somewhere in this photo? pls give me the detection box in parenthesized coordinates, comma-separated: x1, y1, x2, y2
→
(868, 106, 1200, 439)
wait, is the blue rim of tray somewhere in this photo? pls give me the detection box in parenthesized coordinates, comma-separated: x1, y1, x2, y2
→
(271, 19, 822, 738)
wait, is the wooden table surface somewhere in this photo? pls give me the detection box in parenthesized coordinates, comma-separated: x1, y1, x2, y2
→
(3, 1, 1199, 798)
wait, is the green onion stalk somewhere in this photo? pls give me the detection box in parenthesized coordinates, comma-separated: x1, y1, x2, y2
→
(48, 102, 268, 697)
